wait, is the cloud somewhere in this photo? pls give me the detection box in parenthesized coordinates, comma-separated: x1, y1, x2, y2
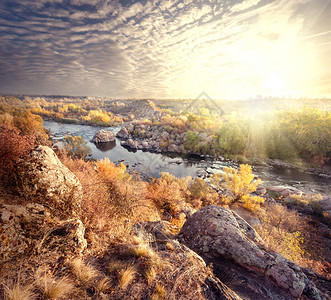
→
(0, 0, 330, 98)
(230, 0, 262, 13)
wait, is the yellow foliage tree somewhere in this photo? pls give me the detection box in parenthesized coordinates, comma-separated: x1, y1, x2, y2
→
(212, 164, 264, 211)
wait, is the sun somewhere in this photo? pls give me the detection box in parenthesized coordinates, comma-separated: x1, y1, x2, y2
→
(262, 73, 287, 95)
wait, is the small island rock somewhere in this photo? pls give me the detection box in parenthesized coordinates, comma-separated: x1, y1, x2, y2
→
(92, 129, 116, 143)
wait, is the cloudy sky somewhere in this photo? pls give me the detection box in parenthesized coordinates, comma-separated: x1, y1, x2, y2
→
(0, 0, 330, 99)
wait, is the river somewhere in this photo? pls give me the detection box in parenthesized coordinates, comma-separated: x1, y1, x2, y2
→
(44, 121, 330, 196)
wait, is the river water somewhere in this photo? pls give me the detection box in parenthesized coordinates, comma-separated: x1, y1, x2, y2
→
(44, 121, 330, 195)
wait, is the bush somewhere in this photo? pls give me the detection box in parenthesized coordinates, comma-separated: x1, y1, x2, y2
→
(63, 135, 92, 159)
(255, 203, 305, 262)
(147, 173, 190, 216)
(0, 124, 35, 182)
(212, 164, 264, 211)
(188, 178, 219, 208)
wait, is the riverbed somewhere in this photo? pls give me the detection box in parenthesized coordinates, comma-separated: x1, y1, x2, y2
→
(44, 121, 330, 195)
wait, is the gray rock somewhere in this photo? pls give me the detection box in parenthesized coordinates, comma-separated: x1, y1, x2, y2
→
(133, 220, 241, 300)
(266, 186, 287, 193)
(161, 131, 170, 139)
(116, 127, 130, 139)
(15, 146, 82, 216)
(178, 205, 325, 300)
(140, 141, 150, 149)
(0, 203, 86, 261)
(92, 129, 116, 143)
(121, 138, 138, 149)
(281, 189, 291, 198)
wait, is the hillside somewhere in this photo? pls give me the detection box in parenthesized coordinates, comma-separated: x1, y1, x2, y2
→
(0, 98, 330, 299)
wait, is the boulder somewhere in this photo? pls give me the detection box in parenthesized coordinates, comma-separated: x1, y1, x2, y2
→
(116, 127, 130, 139)
(160, 131, 170, 139)
(92, 129, 115, 143)
(138, 141, 151, 150)
(0, 203, 86, 261)
(121, 138, 138, 149)
(178, 205, 325, 300)
(133, 221, 241, 300)
(255, 185, 267, 196)
(14, 146, 82, 216)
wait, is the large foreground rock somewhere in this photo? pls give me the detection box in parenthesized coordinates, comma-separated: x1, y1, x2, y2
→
(178, 205, 326, 300)
(0, 203, 86, 262)
(134, 221, 241, 300)
(15, 146, 82, 216)
(92, 129, 116, 143)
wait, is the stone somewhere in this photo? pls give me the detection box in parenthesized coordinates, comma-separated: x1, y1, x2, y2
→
(167, 144, 179, 153)
(281, 189, 291, 198)
(178, 205, 325, 300)
(266, 186, 287, 193)
(14, 146, 82, 216)
(92, 129, 116, 143)
(141, 141, 150, 149)
(255, 188, 267, 196)
(116, 127, 130, 139)
(133, 220, 241, 300)
(160, 131, 170, 139)
(0, 203, 86, 261)
(36, 218, 87, 255)
(123, 138, 138, 149)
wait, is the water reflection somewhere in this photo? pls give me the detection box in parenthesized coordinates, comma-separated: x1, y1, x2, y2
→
(95, 141, 116, 152)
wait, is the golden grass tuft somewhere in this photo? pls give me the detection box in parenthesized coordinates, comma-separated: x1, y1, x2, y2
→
(118, 265, 137, 289)
(108, 260, 123, 274)
(143, 265, 157, 285)
(70, 258, 99, 284)
(95, 277, 112, 294)
(34, 267, 74, 299)
(128, 236, 156, 260)
(130, 243, 156, 260)
(151, 283, 167, 300)
(3, 282, 34, 300)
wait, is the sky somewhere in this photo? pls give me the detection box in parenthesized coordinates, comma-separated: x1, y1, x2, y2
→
(0, 0, 330, 99)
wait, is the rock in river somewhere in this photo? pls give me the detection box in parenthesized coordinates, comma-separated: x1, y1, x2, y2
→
(92, 129, 116, 143)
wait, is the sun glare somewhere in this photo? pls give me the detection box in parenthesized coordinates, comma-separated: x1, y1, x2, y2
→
(262, 74, 287, 95)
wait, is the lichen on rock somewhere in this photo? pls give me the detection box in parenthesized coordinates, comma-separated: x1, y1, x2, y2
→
(14, 146, 82, 217)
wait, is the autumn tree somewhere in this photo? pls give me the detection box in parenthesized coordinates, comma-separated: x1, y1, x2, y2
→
(212, 164, 264, 211)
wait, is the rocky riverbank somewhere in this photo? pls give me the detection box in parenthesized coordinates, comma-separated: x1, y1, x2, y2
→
(117, 123, 217, 156)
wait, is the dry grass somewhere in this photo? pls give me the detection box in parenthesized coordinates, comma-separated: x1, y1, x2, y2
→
(95, 276, 112, 294)
(70, 258, 99, 284)
(118, 265, 137, 289)
(143, 265, 157, 285)
(108, 260, 124, 274)
(3, 282, 34, 300)
(129, 235, 157, 260)
(130, 243, 156, 260)
(151, 283, 167, 300)
(59, 154, 159, 249)
(34, 267, 74, 299)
